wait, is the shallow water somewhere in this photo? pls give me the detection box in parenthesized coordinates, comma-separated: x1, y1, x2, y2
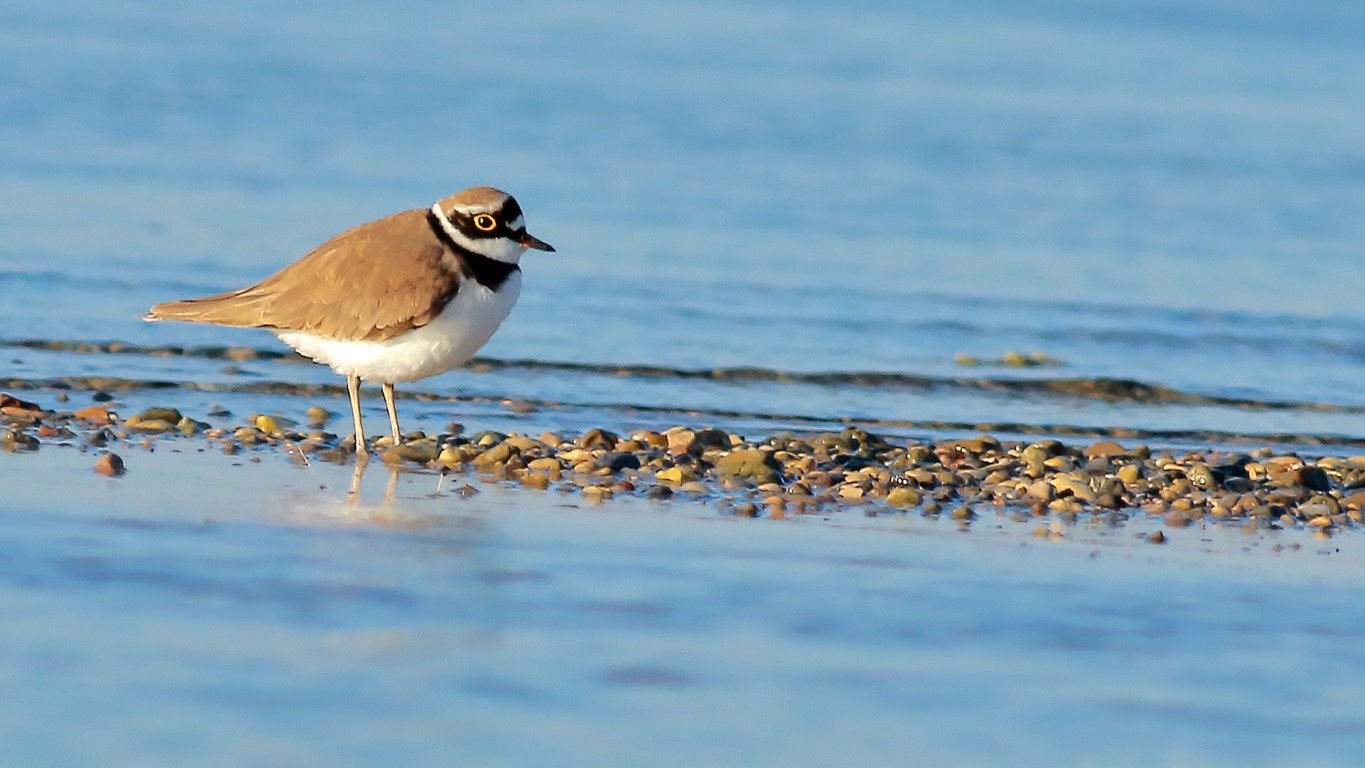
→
(4, 447, 1365, 767)
(4, 0, 1365, 441)
(4, 1, 1365, 764)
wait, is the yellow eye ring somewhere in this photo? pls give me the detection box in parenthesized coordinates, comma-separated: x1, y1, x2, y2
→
(473, 214, 497, 231)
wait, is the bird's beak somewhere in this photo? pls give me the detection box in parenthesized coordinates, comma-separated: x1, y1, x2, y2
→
(519, 232, 555, 252)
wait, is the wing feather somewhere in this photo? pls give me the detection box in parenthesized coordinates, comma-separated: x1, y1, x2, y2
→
(146, 209, 460, 341)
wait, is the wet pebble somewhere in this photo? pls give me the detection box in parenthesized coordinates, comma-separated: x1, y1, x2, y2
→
(93, 452, 126, 477)
(14, 396, 1365, 536)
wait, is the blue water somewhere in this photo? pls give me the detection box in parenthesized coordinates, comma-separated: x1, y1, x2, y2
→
(5, 1, 1365, 764)
(5, 448, 1365, 767)
(4, 0, 1365, 440)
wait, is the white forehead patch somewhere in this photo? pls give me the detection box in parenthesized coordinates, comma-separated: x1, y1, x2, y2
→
(507, 214, 525, 231)
(449, 203, 492, 215)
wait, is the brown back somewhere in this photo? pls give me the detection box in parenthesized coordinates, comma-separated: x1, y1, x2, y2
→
(147, 208, 460, 341)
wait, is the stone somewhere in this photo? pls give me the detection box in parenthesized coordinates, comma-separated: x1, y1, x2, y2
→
(1027, 480, 1055, 502)
(579, 428, 619, 450)
(940, 435, 1000, 455)
(1, 429, 39, 452)
(714, 449, 780, 483)
(472, 430, 506, 447)
(596, 451, 642, 473)
(1024, 439, 1065, 458)
(1094, 493, 1124, 510)
(94, 453, 126, 477)
(1297, 467, 1333, 493)
(1084, 440, 1126, 458)
(437, 446, 466, 468)
(73, 405, 113, 425)
(656, 466, 695, 484)
(582, 485, 613, 501)
(692, 427, 730, 449)
(390, 442, 438, 464)
(633, 431, 667, 449)
(127, 419, 175, 434)
(886, 487, 922, 508)
(136, 407, 183, 424)
(506, 435, 544, 452)
(0, 394, 41, 412)
(474, 442, 519, 466)
(665, 427, 698, 455)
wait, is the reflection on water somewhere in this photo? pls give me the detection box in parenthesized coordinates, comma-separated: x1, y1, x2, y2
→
(3, 448, 1365, 765)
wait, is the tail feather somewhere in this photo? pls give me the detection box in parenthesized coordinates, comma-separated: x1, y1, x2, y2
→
(143, 289, 269, 328)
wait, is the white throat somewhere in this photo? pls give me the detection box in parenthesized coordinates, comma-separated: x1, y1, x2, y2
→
(430, 203, 527, 265)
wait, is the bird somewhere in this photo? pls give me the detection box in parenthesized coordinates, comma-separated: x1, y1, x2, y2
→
(144, 186, 554, 457)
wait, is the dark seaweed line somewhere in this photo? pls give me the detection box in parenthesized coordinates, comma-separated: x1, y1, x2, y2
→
(3, 337, 1360, 413)
(6, 374, 1365, 449)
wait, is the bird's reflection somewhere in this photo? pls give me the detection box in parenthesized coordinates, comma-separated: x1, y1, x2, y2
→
(348, 453, 398, 511)
(335, 456, 489, 542)
(268, 451, 516, 653)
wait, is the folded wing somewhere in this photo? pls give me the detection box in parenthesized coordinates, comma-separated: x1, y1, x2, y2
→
(145, 209, 461, 342)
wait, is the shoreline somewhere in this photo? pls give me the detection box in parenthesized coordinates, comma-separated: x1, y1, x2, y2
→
(6, 372, 1365, 451)
(6, 388, 1365, 544)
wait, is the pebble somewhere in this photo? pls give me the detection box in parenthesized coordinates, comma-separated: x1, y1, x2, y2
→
(656, 466, 696, 484)
(93, 452, 126, 477)
(73, 405, 113, 425)
(1085, 440, 1126, 458)
(11, 396, 1365, 537)
(714, 449, 780, 483)
(665, 427, 698, 455)
(474, 442, 518, 466)
(886, 487, 921, 508)
(136, 407, 183, 424)
(596, 451, 641, 473)
(582, 484, 613, 501)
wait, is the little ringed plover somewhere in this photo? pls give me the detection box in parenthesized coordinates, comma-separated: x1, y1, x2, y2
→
(145, 186, 554, 456)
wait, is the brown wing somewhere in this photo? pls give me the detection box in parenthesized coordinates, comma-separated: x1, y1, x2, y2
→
(147, 208, 460, 341)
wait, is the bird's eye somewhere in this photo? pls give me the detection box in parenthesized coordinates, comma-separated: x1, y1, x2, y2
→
(473, 214, 497, 231)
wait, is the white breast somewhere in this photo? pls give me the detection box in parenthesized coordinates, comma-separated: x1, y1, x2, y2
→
(276, 272, 522, 383)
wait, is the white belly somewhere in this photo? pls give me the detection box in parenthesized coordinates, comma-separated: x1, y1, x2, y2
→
(275, 273, 521, 383)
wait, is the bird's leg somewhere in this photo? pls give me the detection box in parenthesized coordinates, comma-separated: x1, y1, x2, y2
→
(382, 382, 402, 446)
(347, 374, 368, 457)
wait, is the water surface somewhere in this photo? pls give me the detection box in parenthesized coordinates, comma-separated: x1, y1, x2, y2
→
(3, 448, 1365, 767)
(3, 0, 1365, 441)
(3, 2, 1365, 765)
